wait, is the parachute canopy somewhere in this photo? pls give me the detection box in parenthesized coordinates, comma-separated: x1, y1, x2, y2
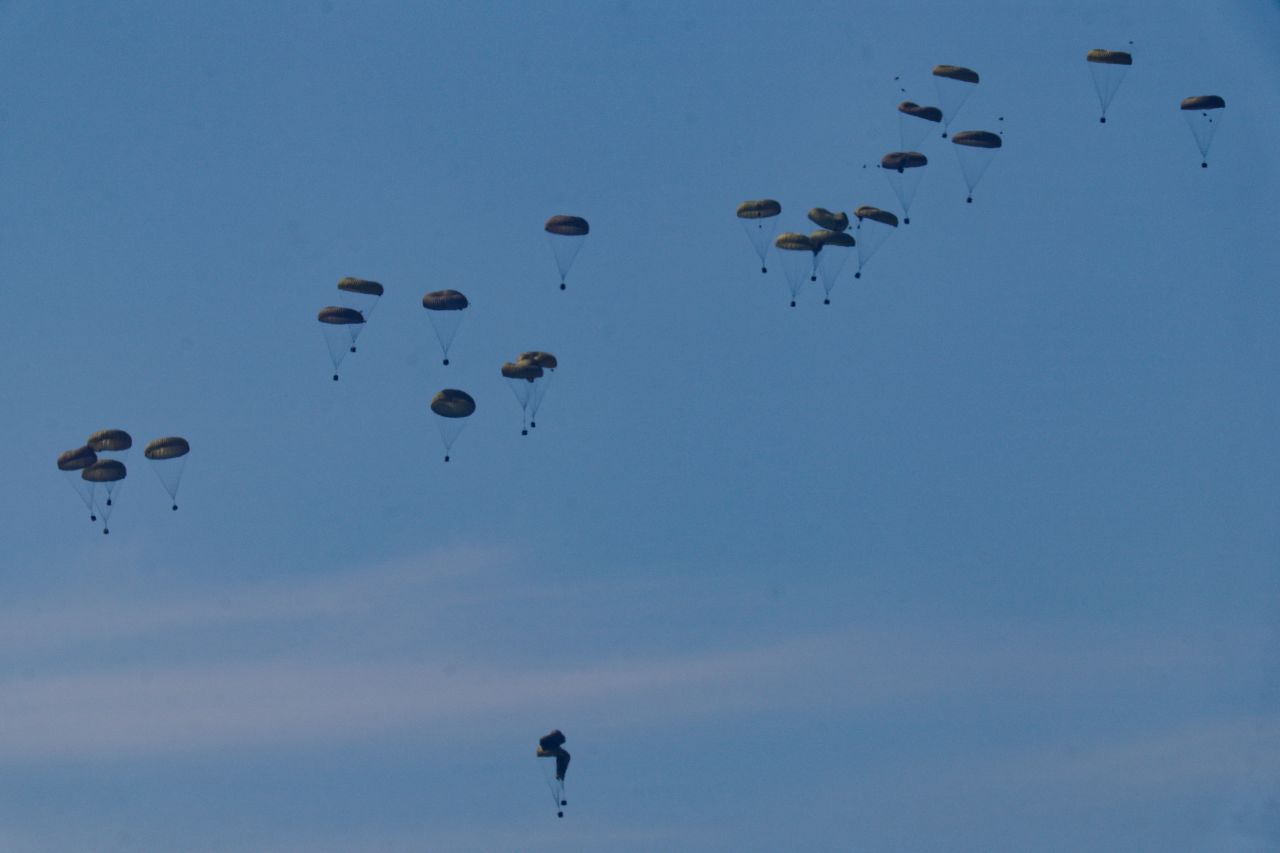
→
(58, 446, 97, 471)
(422, 290, 469, 311)
(932, 65, 979, 83)
(807, 208, 849, 232)
(774, 232, 815, 252)
(144, 436, 190, 460)
(537, 730, 570, 781)
(82, 459, 126, 483)
(809, 230, 855, 249)
(736, 199, 781, 219)
(545, 215, 589, 236)
(1087, 49, 1132, 65)
(431, 389, 476, 418)
(1181, 95, 1225, 111)
(951, 130, 1002, 148)
(502, 361, 543, 381)
(318, 306, 365, 325)
(881, 151, 927, 171)
(518, 351, 558, 370)
(898, 101, 943, 123)
(88, 429, 132, 452)
(855, 206, 899, 227)
(336, 277, 384, 296)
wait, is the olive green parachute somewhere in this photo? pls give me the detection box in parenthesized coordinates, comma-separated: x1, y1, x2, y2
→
(1086, 49, 1132, 65)
(515, 352, 557, 430)
(503, 362, 542, 434)
(951, 131, 1003, 202)
(518, 351, 558, 370)
(537, 729, 570, 817)
(932, 65, 979, 83)
(144, 437, 190, 460)
(736, 199, 781, 219)
(58, 446, 99, 522)
(1181, 95, 1225, 111)
(430, 390, 475, 462)
(810, 232, 856, 304)
(855, 206, 899, 227)
(88, 429, 132, 453)
(422, 290, 469, 311)
(881, 153, 928, 224)
(809, 231, 855, 249)
(318, 306, 365, 325)
(951, 130, 1002, 148)
(807, 208, 849, 232)
(881, 152, 928, 171)
(336, 277, 384, 296)
(898, 102, 943, 122)
(58, 446, 97, 471)
(82, 459, 126, 483)
(1086, 50, 1133, 123)
(544, 215, 589, 236)
(738, 199, 782, 273)
(853, 207, 899, 278)
(502, 361, 543, 381)
(774, 232, 814, 252)
(1181, 96, 1226, 167)
(773, 233, 816, 306)
(145, 437, 190, 510)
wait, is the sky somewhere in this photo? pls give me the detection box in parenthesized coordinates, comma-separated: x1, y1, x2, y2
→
(1, 1, 1279, 850)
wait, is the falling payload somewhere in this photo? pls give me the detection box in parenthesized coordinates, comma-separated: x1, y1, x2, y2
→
(430, 389, 475, 462)
(82, 459, 126, 534)
(1086, 49, 1132, 123)
(318, 306, 365, 380)
(537, 730, 570, 818)
(144, 436, 190, 511)
(736, 199, 782, 273)
(880, 152, 928, 224)
(1180, 96, 1225, 168)
(898, 101, 943, 150)
(57, 445, 99, 522)
(852, 206, 899, 280)
(932, 65, 979, 137)
(545, 215, 589, 290)
(950, 131, 1003, 203)
(809, 230, 856, 304)
(773, 232, 815, 307)
(335, 277, 383, 352)
(421, 290, 469, 365)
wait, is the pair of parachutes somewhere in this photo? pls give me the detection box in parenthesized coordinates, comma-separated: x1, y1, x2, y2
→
(536, 729, 570, 818)
(57, 429, 190, 534)
(737, 201, 901, 305)
(318, 277, 384, 380)
(501, 352, 558, 435)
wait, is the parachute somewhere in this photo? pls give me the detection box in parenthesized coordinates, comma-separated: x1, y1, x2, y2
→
(430, 389, 476, 461)
(736, 199, 782, 273)
(318, 306, 365, 381)
(880, 152, 928, 224)
(82, 459, 126, 534)
(537, 730, 570, 817)
(57, 445, 98, 522)
(950, 130, 1003, 203)
(853, 206, 899, 279)
(335, 277, 383, 352)
(517, 352, 557, 430)
(1086, 49, 1132, 123)
(773, 232, 816, 306)
(809, 230, 856, 304)
(807, 208, 849, 233)
(1180, 95, 1225, 168)
(545, 215, 589, 289)
(421, 289, 469, 365)
(502, 361, 543, 435)
(898, 101, 943, 150)
(86, 430, 132, 507)
(932, 65, 979, 137)
(144, 436, 190, 511)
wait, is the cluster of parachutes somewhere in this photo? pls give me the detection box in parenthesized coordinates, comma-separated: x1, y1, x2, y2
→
(57, 429, 190, 534)
(502, 351, 558, 435)
(537, 729, 570, 818)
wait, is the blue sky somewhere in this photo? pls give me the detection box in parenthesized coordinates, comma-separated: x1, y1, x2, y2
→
(2, 1, 1279, 850)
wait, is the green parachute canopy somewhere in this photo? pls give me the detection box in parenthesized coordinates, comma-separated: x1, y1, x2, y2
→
(58, 445, 97, 471)
(736, 199, 782, 219)
(82, 459, 126, 483)
(1086, 49, 1132, 65)
(318, 306, 365, 325)
(336, 277, 384, 296)
(932, 64, 979, 83)
(855, 206, 899, 227)
(88, 429, 132, 453)
(518, 351, 558, 370)
(422, 290, 469, 311)
(898, 101, 943, 122)
(544, 215, 589, 236)
(807, 208, 849, 232)
(1181, 95, 1225, 111)
(144, 436, 190, 460)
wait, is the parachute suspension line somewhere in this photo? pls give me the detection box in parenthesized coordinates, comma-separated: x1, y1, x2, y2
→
(539, 758, 564, 816)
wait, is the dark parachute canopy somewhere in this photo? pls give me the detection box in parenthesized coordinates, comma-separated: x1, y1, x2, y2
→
(430, 389, 476, 462)
(1086, 49, 1133, 123)
(807, 208, 849, 233)
(58, 445, 98, 522)
(950, 131, 1003, 203)
(545, 215, 589, 289)
(502, 361, 543, 380)
(145, 436, 190, 511)
(854, 206, 899, 227)
(88, 429, 132, 453)
(518, 351, 558, 370)
(898, 101, 943, 122)
(898, 101, 944, 149)
(932, 64, 980, 83)
(537, 729, 571, 817)
(336, 277, 384, 297)
(853, 206, 899, 279)
(1181, 96, 1226, 168)
(881, 152, 928, 171)
(318, 306, 365, 380)
(422, 290, 470, 365)
(737, 199, 782, 274)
